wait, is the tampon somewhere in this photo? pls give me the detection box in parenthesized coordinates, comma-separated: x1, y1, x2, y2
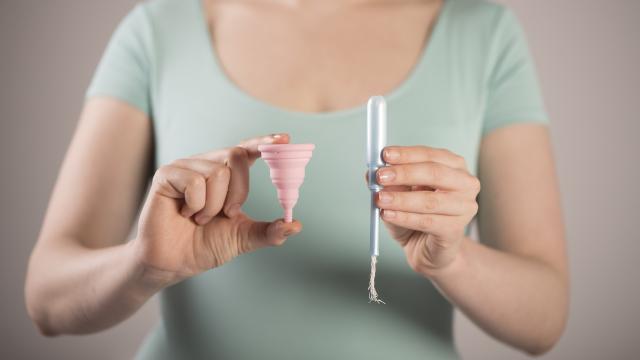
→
(366, 96, 386, 304)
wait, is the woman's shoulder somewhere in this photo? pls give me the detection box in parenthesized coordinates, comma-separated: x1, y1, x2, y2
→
(119, 0, 203, 60)
(445, 0, 519, 34)
(110, 0, 197, 41)
(447, 0, 510, 20)
(443, 0, 527, 53)
(136, 0, 199, 26)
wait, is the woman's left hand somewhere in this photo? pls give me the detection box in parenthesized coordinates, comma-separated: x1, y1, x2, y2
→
(373, 145, 481, 277)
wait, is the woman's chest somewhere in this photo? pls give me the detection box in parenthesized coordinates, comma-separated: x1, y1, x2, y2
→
(204, 0, 442, 113)
(153, 1, 486, 174)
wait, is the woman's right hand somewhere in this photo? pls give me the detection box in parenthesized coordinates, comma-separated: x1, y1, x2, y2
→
(131, 133, 302, 286)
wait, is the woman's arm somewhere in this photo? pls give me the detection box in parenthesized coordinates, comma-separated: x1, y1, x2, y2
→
(25, 98, 301, 336)
(25, 98, 156, 335)
(374, 124, 568, 355)
(433, 124, 568, 355)
(433, 237, 567, 355)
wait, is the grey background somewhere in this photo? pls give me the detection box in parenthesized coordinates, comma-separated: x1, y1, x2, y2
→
(1, 0, 638, 359)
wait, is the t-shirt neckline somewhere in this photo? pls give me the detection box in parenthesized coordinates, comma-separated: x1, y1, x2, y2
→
(194, 0, 450, 120)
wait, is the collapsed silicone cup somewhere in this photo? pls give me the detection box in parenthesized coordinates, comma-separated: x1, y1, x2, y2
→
(258, 144, 315, 223)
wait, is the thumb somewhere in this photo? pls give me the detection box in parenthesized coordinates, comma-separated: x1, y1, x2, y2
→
(239, 218, 303, 253)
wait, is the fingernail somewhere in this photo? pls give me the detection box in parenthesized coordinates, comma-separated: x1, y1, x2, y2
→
(272, 133, 285, 140)
(378, 169, 395, 183)
(226, 204, 242, 217)
(384, 149, 399, 161)
(379, 192, 393, 204)
(383, 210, 396, 219)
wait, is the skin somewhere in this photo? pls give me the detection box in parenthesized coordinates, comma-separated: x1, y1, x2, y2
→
(371, 126, 568, 354)
(25, 0, 568, 356)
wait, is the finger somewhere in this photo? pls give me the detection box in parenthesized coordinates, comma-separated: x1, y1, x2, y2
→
(222, 146, 250, 217)
(240, 218, 303, 253)
(377, 162, 477, 191)
(376, 190, 476, 215)
(152, 165, 206, 218)
(380, 210, 462, 239)
(171, 159, 233, 224)
(382, 145, 467, 170)
(380, 216, 414, 246)
(172, 158, 222, 176)
(193, 133, 289, 165)
(194, 165, 231, 225)
(238, 133, 290, 164)
(364, 170, 412, 192)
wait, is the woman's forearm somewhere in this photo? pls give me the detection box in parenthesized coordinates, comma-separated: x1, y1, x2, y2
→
(430, 236, 569, 355)
(25, 239, 166, 336)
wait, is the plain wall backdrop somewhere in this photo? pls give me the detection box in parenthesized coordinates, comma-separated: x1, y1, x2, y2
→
(1, 0, 638, 359)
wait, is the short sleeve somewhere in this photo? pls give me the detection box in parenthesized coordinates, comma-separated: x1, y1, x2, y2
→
(482, 8, 548, 136)
(85, 4, 153, 116)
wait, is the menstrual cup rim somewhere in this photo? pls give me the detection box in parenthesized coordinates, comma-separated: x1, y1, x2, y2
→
(258, 144, 315, 152)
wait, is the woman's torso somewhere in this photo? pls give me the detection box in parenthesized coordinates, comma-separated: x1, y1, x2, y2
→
(132, 0, 504, 358)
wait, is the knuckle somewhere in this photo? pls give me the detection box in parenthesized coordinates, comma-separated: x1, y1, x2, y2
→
(153, 165, 173, 184)
(211, 165, 229, 180)
(470, 175, 481, 192)
(187, 174, 206, 189)
(227, 146, 248, 162)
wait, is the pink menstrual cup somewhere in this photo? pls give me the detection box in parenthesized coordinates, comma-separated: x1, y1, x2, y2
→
(258, 144, 315, 223)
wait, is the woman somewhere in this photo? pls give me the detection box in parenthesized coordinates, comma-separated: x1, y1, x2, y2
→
(25, 0, 569, 358)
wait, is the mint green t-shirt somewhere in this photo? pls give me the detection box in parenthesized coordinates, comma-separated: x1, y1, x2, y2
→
(86, 0, 548, 358)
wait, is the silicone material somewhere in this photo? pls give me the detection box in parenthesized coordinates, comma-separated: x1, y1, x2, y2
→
(258, 144, 315, 222)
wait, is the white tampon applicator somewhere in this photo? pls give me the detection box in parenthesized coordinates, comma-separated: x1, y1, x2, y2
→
(366, 96, 386, 304)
